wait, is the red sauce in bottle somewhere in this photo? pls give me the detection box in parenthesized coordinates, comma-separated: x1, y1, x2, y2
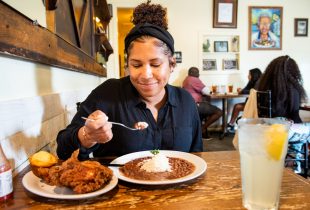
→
(0, 145, 13, 201)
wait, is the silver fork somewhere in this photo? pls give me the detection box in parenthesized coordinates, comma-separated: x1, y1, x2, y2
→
(81, 117, 139, 131)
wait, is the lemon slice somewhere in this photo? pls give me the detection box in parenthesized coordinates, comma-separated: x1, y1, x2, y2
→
(265, 124, 288, 161)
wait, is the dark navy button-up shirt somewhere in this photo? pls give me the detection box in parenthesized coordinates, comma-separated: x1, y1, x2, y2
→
(57, 76, 202, 160)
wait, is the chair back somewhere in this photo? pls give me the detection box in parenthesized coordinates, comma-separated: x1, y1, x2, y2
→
(76, 102, 81, 111)
(257, 90, 272, 118)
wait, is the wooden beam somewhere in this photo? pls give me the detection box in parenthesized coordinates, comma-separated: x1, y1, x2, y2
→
(0, 2, 106, 77)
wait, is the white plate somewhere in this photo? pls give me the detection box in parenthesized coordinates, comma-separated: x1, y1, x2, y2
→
(109, 150, 207, 185)
(22, 171, 118, 200)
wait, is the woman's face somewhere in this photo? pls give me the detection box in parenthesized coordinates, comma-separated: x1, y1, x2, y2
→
(127, 38, 174, 101)
(259, 16, 271, 36)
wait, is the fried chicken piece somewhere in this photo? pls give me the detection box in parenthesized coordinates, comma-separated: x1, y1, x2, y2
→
(58, 151, 113, 194)
(31, 150, 113, 194)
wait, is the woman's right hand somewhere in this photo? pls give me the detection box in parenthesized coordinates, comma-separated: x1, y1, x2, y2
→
(78, 110, 113, 148)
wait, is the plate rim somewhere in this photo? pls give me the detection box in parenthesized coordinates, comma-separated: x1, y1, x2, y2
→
(109, 150, 207, 185)
(22, 171, 118, 200)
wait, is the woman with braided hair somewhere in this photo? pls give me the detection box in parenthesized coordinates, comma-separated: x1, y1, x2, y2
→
(257, 55, 308, 174)
(257, 55, 307, 123)
(57, 1, 203, 160)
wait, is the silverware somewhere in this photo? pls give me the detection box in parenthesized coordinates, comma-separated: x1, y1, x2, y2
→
(81, 117, 139, 131)
(81, 157, 124, 167)
(106, 163, 124, 167)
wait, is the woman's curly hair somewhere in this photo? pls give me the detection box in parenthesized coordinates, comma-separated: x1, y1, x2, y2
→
(131, 0, 168, 29)
(257, 55, 307, 118)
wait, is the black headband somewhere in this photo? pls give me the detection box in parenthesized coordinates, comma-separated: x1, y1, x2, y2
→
(125, 23, 174, 54)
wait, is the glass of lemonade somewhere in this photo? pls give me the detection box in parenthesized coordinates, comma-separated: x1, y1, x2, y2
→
(238, 118, 290, 210)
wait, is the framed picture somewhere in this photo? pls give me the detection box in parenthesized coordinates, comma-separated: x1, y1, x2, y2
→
(294, 18, 308, 37)
(248, 6, 282, 50)
(213, 0, 238, 28)
(214, 41, 228, 52)
(203, 59, 217, 71)
(223, 59, 238, 70)
(175, 51, 182, 63)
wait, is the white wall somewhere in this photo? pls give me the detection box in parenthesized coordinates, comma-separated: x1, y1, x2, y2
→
(2, 0, 46, 27)
(108, 0, 310, 101)
(0, 56, 102, 101)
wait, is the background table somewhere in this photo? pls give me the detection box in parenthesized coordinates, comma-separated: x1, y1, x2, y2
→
(207, 93, 248, 139)
(2, 151, 309, 210)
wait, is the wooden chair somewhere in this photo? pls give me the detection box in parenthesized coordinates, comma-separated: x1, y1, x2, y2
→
(256, 90, 272, 118)
(76, 102, 81, 111)
(256, 90, 309, 177)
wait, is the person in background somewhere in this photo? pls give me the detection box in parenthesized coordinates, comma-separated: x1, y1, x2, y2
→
(182, 67, 222, 139)
(227, 68, 262, 132)
(56, 1, 203, 160)
(257, 55, 307, 122)
(257, 55, 308, 173)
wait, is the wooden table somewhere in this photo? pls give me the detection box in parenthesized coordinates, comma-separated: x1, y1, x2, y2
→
(207, 93, 248, 139)
(2, 151, 310, 210)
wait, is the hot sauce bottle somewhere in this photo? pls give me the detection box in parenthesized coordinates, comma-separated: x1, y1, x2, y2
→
(0, 144, 13, 201)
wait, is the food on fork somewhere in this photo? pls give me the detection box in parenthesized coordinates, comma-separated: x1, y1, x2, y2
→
(29, 150, 113, 194)
(134, 122, 149, 130)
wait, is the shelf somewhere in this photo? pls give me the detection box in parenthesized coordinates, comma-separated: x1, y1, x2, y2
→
(203, 51, 239, 54)
(199, 33, 240, 73)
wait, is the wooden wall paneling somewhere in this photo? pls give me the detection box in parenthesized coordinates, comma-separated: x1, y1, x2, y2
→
(55, 0, 79, 47)
(73, 0, 95, 57)
(93, 0, 113, 61)
(0, 89, 91, 174)
(70, 0, 86, 43)
(81, 1, 95, 57)
(0, 2, 106, 76)
(4, 113, 65, 175)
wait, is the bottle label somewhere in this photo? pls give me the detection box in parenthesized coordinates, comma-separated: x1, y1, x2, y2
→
(0, 169, 13, 197)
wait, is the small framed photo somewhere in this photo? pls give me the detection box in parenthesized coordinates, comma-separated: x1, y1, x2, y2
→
(203, 59, 217, 71)
(174, 51, 182, 63)
(294, 18, 308, 37)
(214, 41, 228, 52)
(223, 59, 238, 70)
(213, 0, 238, 28)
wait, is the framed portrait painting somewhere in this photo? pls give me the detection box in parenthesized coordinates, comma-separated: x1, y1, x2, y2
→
(213, 0, 238, 28)
(248, 6, 282, 50)
(294, 18, 308, 37)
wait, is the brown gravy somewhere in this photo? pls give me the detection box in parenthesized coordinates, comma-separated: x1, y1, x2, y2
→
(120, 157, 195, 181)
